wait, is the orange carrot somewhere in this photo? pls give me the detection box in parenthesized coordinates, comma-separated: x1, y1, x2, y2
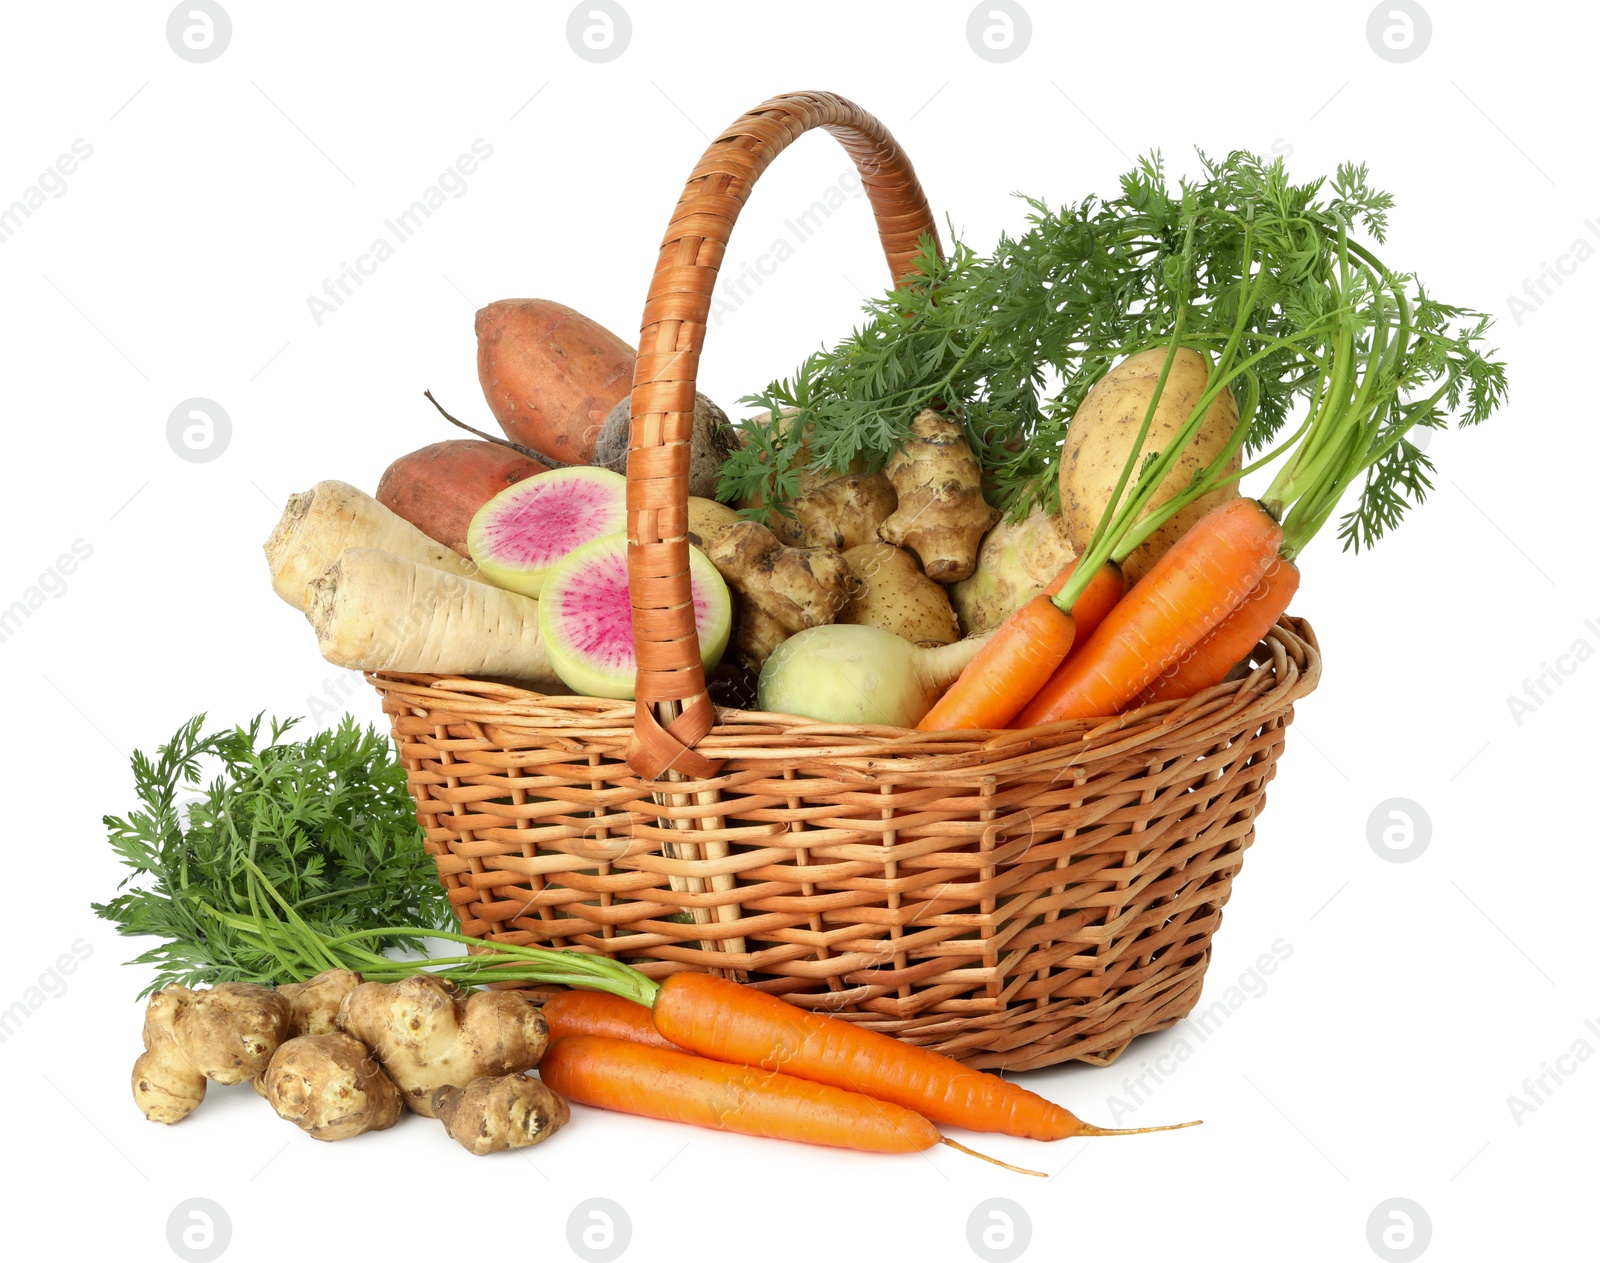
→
(916, 595, 1074, 731)
(1139, 556, 1301, 703)
(543, 990, 677, 1051)
(649, 972, 1194, 1140)
(918, 561, 1126, 732)
(1014, 498, 1282, 727)
(1044, 558, 1126, 645)
(540, 1035, 929, 1154)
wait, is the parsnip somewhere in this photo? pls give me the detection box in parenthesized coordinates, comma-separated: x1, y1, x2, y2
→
(306, 548, 559, 686)
(265, 480, 481, 610)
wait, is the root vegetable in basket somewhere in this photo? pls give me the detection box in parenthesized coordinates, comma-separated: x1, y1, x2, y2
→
(133, 983, 294, 1124)
(838, 543, 959, 646)
(476, 298, 635, 463)
(377, 439, 547, 557)
(950, 507, 1077, 636)
(306, 547, 560, 686)
(757, 623, 987, 727)
(877, 410, 999, 582)
(594, 391, 740, 501)
(686, 496, 740, 550)
(1060, 346, 1240, 583)
(335, 975, 550, 1118)
(467, 466, 628, 598)
(734, 408, 898, 550)
(706, 519, 856, 670)
(260, 1033, 404, 1141)
(265, 480, 481, 611)
(538, 532, 732, 698)
(433, 1074, 571, 1155)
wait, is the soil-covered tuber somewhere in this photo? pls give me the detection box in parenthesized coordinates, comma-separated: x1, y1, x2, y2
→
(877, 411, 1000, 583)
(706, 520, 857, 669)
(433, 1073, 572, 1156)
(336, 975, 549, 1117)
(595, 391, 740, 500)
(261, 1033, 404, 1142)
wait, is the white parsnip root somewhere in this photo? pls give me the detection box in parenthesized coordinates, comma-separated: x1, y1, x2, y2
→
(307, 548, 560, 686)
(265, 480, 481, 610)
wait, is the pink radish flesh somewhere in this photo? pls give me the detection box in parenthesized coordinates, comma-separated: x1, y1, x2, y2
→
(466, 467, 626, 597)
(539, 534, 731, 699)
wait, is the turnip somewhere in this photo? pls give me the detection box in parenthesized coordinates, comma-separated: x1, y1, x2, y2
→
(466, 465, 627, 597)
(538, 533, 731, 700)
(756, 624, 988, 728)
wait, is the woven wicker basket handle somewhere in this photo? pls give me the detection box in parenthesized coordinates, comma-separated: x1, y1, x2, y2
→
(625, 91, 941, 779)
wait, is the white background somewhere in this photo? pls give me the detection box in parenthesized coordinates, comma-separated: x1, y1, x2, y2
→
(1, 2, 1592, 1260)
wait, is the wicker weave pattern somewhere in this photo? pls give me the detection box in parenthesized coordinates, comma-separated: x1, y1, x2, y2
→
(372, 620, 1318, 1070)
(371, 91, 1321, 1070)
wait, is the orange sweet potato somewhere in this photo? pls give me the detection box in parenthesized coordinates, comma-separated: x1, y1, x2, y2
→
(475, 299, 636, 464)
(376, 440, 546, 557)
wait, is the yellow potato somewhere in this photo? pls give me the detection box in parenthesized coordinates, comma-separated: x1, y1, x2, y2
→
(1059, 346, 1240, 581)
(838, 543, 959, 647)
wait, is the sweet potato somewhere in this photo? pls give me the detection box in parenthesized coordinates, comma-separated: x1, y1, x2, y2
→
(377, 440, 547, 557)
(476, 299, 636, 463)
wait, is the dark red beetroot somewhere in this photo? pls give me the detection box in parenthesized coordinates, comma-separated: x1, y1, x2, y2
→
(475, 299, 636, 464)
(376, 440, 547, 557)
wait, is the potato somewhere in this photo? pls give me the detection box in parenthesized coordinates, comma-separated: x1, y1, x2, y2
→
(1060, 346, 1240, 581)
(686, 497, 740, 550)
(838, 543, 959, 647)
(950, 507, 1076, 636)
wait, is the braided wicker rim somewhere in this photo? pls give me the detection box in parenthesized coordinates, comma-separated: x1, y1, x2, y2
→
(370, 91, 1325, 1070)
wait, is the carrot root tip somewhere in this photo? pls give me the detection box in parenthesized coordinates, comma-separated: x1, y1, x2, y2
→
(1077, 1118, 1203, 1137)
(939, 1136, 1047, 1177)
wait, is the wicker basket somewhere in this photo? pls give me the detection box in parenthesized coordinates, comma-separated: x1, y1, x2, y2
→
(369, 90, 1322, 1071)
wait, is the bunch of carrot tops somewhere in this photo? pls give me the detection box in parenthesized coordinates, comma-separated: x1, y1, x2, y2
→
(752, 150, 1510, 730)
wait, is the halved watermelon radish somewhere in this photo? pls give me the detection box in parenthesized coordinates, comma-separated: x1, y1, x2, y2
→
(538, 532, 731, 699)
(467, 466, 626, 597)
